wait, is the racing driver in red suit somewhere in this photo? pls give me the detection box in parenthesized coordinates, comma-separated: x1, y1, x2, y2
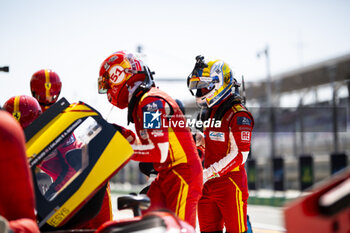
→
(98, 51, 203, 228)
(188, 56, 254, 233)
(30, 69, 113, 229)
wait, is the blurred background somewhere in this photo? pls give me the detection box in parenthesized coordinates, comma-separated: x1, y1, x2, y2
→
(1, 0, 350, 231)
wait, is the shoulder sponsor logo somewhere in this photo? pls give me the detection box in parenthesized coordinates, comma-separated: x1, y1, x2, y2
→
(237, 117, 251, 126)
(146, 102, 159, 112)
(209, 131, 225, 142)
(142, 100, 163, 112)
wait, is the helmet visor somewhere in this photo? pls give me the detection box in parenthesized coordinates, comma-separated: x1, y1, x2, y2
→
(196, 87, 212, 97)
(98, 74, 109, 94)
(188, 76, 212, 90)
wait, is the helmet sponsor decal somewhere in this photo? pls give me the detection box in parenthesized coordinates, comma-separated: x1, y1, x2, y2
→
(126, 53, 142, 71)
(45, 82, 52, 90)
(104, 62, 110, 71)
(44, 69, 52, 100)
(104, 55, 118, 71)
(212, 61, 222, 75)
(13, 111, 21, 121)
(108, 55, 118, 63)
(109, 65, 126, 84)
(13, 95, 21, 121)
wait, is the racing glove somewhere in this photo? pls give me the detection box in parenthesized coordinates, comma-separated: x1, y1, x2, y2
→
(203, 166, 220, 184)
(112, 124, 136, 144)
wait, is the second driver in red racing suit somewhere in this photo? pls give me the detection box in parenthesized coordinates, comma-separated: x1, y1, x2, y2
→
(98, 51, 203, 228)
(188, 56, 254, 233)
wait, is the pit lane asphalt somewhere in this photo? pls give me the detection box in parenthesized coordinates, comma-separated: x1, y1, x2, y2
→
(111, 194, 286, 233)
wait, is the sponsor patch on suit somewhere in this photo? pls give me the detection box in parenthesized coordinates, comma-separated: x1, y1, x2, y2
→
(241, 131, 251, 141)
(237, 117, 251, 126)
(209, 131, 225, 142)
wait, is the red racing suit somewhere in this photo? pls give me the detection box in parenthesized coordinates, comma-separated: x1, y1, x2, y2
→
(198, 100, 254, 233)
(0, 110, 40, 233)
(130, 87, 203, 228)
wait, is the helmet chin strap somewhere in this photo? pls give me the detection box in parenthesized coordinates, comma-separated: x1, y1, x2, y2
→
(127, 66, 156, 125)
(126, 81, 153, 125)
